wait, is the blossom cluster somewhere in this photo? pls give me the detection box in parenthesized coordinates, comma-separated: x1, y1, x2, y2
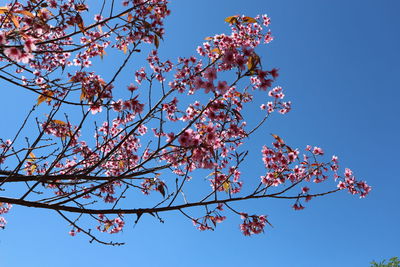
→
(96, 214, 125, 234)
(0, 202, 12, 228)
(261, 135, 371, 211)
(240, 213, 269, 236)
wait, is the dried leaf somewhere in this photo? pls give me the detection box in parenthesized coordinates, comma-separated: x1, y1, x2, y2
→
(37, 95, 47, 105)
(10, 14, 20, 28)
(154, 34, 159, 49)
(222, 181, 230, 192)
(104, 223, 111, 231)
(271, 133, 284, 144)
(38, 8, 53, 17)
(52, 119, 67, 125)
(142, 21, 151, 29)
(75, 14, 86, 35)
(28, 164, 37, 173)
(224, 15, 239, 24)
(210, 48, 221, 55)
(127, 13, 133, 22)
(75, 4, 88, 12)
(28, 152, 36, 162)
(247, 53, 260, 71)
(118, 160, 124, 168)
(157, 184, 165, 198)
(206, 171, 221, 177)
(15, 10, 34, 18)
(37, 90, 54, 105)
(80, 88, 88, 101)
(242, 16, 257, 23)
(0, 7, 9, 15)
(285, 145, 295, 153)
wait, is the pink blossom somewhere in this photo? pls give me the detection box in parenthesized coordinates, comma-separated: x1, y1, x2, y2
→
(89, 104, 102, 114)
(69, 229, 76, 236)
(178, 129, 195, 147)
(216, 81, 229, 94)
(292, 203, 305, 210)
(301, 187, 310, 194)
(127, 83, 138, 92)
(94, 14, 103, 22)
(23, 38, 36, 52)
(240, 214, 268, 236)
(222, 49, 235, 65)
(269, 68, 279, 79)
(4, 47, 22, 62)
(0, 32, 8, 45)
(312, 147, 324, 155)
(204, 67, 217, 81)
(204, 81, 214, 94)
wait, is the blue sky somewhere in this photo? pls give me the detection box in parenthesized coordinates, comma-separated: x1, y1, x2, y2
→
(1, 0, 399, 266)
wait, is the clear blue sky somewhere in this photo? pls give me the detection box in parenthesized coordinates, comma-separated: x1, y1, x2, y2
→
(1, 0, 399, 266)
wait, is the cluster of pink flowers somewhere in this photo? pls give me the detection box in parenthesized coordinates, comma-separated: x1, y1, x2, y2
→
(240, 213, 269, 236)
(0, 203, 12, 228)
(260, 136, 371, 211)
(69, 228, 80, 237)
(41, 120, 79, 145)
(141, 178, 167, 196)
(147, 50, 173, 82)
(1, 30, 36, 63)
(337, 168, 371, 198)
(209, 168, 243, 194)
(192, 213, 227, 231)
(97, 215, 125, 234)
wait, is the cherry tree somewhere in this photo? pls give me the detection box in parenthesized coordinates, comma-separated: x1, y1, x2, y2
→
(0, 0, 371, 245)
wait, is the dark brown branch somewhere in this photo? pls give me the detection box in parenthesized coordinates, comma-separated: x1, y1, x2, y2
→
(0, 189, 341, 215)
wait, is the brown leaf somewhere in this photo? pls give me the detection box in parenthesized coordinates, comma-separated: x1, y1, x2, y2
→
(9, 14, 20, 28)
(15, 10, 34, 18)
(210, 48, 221, 55)
(224, 15, 239, 24)
(75, 4, 88, 12)
(247, 53, 260, 71)
(80, 88, 88, 101)
(52, 119, 67, 125)
(271, 133, 284, 144)
(37, 90, 54, 105)
(127, 13, 133, 22)
(75, 14, 86, 35)
(285, 145, 295, 153)
(154, 34, 159, 49)
(157, 183, 166, 198)
(242, 16, 257, 23)
(28, 152, 36, 162)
